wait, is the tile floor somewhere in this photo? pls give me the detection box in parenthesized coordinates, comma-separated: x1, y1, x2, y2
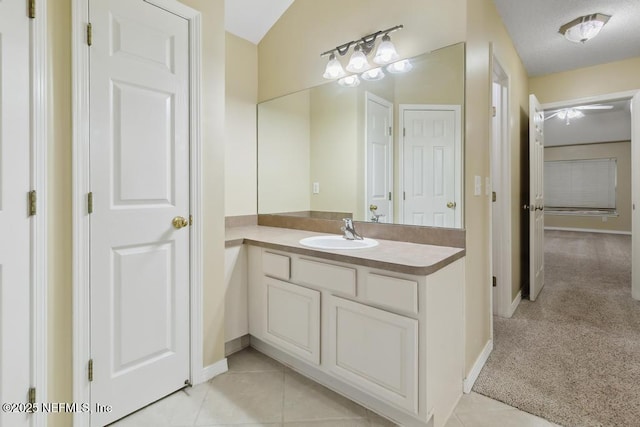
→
(110, 347, 561, 427)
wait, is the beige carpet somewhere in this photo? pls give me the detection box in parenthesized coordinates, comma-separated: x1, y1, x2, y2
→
(473, 230, 640, 427)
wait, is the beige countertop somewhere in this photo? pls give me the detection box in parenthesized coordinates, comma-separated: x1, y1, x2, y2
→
(226, 225, 465, 276)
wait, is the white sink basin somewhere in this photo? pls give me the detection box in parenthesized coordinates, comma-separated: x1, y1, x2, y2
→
(299, 235, 379, 250)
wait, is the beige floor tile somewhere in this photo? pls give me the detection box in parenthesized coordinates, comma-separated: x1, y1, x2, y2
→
(228, 347, 286, 373)
(196, 371, 285, 425)
(109, 385, 208, 427)
(366, 410, 398, 426)
(453, 392, 514, 414)
(282, 370, 367, 422)
(443, 414, 464, 427)
(284, 421, 370, 427)
(456, 408, 553, 427)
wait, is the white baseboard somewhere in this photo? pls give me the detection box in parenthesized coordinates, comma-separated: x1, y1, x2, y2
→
(198, 358, 228, 384)
(463, 339, 493, 393)
(508, 291, 522, 317)
(545, 226, 631, 235)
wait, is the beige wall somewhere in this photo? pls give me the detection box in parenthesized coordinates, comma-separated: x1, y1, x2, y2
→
(529, 56, 640, 104)
(47, 2, 225, 426)
(258, 91, 311, 213)
(544, 142, 632, 233)
(310, 86, 360, 215)
(258, 0, 467, 102)
(465, 0, 530, 366)
(226, 33, 258, 216)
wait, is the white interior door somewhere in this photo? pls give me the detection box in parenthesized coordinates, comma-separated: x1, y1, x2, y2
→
(529, 94, 545, 301)
(89, 1, 190, 425)
(0, 2, 32, 426)
(402, 107, 459, 227)
(632, 92, 640, 300)
(366, 93, 393, 223)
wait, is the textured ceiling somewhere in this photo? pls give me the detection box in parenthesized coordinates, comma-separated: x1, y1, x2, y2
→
(492, 0, 640, 77)
(225, 0, 294, 44)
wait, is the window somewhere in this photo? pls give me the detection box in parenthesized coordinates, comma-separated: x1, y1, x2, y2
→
(544, 158, 617, 212)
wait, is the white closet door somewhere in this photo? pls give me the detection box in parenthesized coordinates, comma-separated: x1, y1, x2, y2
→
(0, 2, 33, 426)
(89, 1, 191, 425)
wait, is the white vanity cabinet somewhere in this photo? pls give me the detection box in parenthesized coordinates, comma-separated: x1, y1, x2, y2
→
(247, 244, 464, 427)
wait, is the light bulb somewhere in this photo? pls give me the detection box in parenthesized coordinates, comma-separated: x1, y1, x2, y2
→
(386, 59, 412, 74)
(337, 75, 360, 87)
(373, 35, 399, 65)
(323, 53, 346, 79)
(346, 45, 370, 73)
(361, 67, 385, 81)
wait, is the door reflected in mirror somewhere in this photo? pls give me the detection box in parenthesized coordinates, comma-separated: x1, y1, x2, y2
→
(258, 42, 465, 229)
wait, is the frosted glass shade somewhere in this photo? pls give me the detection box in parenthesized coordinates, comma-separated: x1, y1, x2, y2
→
(338, 75, 360, 87)
(386, 59, 413, 74)
(564, 20, 604, 43)
(346, 48, 370, 73)
(323, 54, 346, 79)
(361, 67, 385, 81)
(373, 36, 399, 65)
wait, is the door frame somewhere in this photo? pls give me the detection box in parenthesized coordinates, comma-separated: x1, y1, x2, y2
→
(71, 1, 203, 425)
(364, 92, 394, 222)
(490, 55, 515, 317)
(398, 104, 463, 227)
(541, 90, 640, 300)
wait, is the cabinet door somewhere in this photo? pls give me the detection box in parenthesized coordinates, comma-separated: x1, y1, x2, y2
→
(264, 277, 321, 365)
(328, 296, 419, 413)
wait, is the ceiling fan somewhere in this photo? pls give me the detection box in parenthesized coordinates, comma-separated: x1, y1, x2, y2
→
(545, 104, 613, 125)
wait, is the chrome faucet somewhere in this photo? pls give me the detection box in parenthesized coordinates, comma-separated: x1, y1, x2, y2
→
(341, 218, 363, 240)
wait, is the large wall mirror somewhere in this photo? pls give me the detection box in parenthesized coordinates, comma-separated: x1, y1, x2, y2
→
(258, 42, 465, 229)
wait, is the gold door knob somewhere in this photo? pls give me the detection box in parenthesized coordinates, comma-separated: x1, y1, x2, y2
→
(369, 204, 378, 211)
(172, 216, 189, 229)
(447, 201, 457, 209)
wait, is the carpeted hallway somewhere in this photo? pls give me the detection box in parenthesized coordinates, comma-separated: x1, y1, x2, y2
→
(473, 230, 640, 427)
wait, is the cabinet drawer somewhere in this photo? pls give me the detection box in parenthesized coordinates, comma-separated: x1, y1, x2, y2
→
(264, 278, 320, 365)
(262, 251, 290, 280)
(364, 273, 418, 314)
(296, 258, 356, 296)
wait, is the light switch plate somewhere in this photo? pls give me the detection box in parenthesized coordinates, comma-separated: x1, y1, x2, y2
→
(313, 182, 320, 194)
(474, 176, 482, 196)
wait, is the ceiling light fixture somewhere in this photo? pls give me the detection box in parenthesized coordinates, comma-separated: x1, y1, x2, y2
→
(321, 25, 404, 83)
(337, 75, 360, 88)
(386, 59, 413, 74)
(559, 13, 611, 43)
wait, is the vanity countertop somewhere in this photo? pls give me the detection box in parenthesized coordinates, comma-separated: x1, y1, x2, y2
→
(225, 225, 465, 276)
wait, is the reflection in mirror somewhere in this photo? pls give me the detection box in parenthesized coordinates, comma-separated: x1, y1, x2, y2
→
(258, 42, 465, 228)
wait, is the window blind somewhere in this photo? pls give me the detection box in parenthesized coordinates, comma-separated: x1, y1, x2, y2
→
(544, 158, 617, 209)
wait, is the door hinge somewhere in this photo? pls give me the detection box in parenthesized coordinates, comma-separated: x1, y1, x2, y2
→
(388, 126, 392, 136)
(88, 192, 93, 214)
(403, 128, 406, 137)
(189, 215, 193, 226)
(492, 276, 497, 287)
(28, 190, 37, 216)
(388, 192, 392, 201)
(28, 0, 36, 18)
(492, 191, 497, 202)
(87, 23, 93, 46)
(492, 106, 497, 117)
(28, 387, 36, 405)
(88, 359, 94, 382)
(403, 191, 406, 201)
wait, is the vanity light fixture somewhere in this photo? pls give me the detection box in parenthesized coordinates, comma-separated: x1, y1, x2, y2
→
(386, 59, 413, 74)
(559, 13, 611, 43)
(321, 25, 404, 81)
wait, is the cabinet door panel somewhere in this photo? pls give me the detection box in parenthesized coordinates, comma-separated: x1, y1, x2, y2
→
(328, 296, 419, 413)
(264, 277, 320, 364)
